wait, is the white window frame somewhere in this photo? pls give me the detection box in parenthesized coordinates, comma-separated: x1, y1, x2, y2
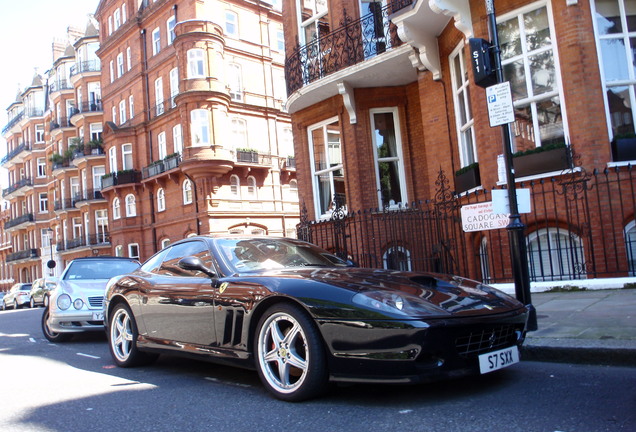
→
(230, 175, 240, 197)
(498, 3, 567, 149)
(167, 16, 176, 45)
(125, 194, 137, 217)
(228, 63, 243, 102)
(117, 53, 124, 77)
(158, 131, 167, 160)
(308, 116, 345, 219)
(152, 27, 161, 55)
(155, 77, 164, 115)
(183, 179, 193, 204)
(173, 124, 183, 154)
(191, 109, 211, 147)
(170, 67, 179, 108)
(369, 107, 407, 209)
(225, 11, 238, 38)
(122, 144, 133, 170)
(157, 188, 166, 212)
(36, 158, 46, 177)
(119, 100, 127, 124)
(126, 47, 132, 71)
(247, 176, 257, 199)
(113, 197, 121, 220)
(128, 243, 140, 259)
(449, 42, 477, 168)
(109, 146, 118, 173)
(187, 49, 205, 78)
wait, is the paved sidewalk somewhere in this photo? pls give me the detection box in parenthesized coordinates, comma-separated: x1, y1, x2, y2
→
(521, 288, 636, 366)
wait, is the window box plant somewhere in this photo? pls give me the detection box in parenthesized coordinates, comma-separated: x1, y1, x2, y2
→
(454, 162, 480, 194)
(512, 142, 570, 178)
(236, 148, 259, 163)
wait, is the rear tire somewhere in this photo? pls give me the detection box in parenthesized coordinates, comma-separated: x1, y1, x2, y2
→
(254, 303, 328, 402)
(42, 307, 71, 342)
(108, 303, 157, 367)
(30, 298, 35, 308)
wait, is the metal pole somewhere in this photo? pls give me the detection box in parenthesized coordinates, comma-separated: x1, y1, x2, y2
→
(486, 0, 537, 330)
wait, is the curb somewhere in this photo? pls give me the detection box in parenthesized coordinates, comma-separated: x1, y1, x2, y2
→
(521, 342, 636, 367)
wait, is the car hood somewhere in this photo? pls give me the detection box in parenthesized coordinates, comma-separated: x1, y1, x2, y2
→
(260, 267, 524, 317)
(56, 280, 109, 297)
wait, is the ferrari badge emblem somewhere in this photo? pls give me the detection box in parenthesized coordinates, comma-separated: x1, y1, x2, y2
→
(219, 282, 229, 294)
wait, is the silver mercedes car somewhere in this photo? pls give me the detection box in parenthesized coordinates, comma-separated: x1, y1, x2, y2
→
(42, 256, 140, 342)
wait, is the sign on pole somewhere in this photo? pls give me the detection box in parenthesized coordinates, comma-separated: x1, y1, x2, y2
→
(486, 82, 515, 127)
(460, 202, 509, 232)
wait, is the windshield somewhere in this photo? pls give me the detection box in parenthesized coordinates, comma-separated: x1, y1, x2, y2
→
(63, 259, 140, 280)
(214, 238, 350, 273)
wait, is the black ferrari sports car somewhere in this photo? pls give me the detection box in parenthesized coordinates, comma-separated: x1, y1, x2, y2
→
(104, 236, 529, 401)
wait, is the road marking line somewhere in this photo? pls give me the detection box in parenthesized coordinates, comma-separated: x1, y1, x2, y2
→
(29, 338, 36, 343)
(77, 352, 100, 359)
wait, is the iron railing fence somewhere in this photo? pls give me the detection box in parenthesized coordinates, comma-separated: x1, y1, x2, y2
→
(298, 166, 636, 284)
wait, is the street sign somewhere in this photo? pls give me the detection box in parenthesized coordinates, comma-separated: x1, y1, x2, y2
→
(492, 189, 531, 214)
(460, 202, 509, 232)
(486, 82, 515, 127)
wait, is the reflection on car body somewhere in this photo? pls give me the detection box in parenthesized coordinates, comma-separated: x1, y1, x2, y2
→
(104, 236, 529, 401)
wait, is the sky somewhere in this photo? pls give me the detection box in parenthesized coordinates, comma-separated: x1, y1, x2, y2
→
(0, 0, 101, 191)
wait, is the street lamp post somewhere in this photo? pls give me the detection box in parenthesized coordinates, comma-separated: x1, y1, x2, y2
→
(46, 228, 56, 276)
(485, 0, 537, 330)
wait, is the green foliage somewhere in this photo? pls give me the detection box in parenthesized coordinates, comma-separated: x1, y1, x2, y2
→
(455, 162, 479, 177)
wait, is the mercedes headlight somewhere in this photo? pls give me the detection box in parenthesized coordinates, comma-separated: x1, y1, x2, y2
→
(57, 294, 71, 310)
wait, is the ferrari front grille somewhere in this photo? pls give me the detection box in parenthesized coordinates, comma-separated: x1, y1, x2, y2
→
(455, 325, 518, 357)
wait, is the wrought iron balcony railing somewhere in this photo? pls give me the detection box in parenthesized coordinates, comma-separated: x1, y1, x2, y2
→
(2, 111, 24, 134)
(50, 117, 73, 132)
(49, 79, 72, 92)
(73, 189, 105, 204)
(2, 178, 33, 197)
(1, 141, 31, 165)
(4, 213, 34, 230)
(6, 248, 39, 262)
(61, 233, 111, 252)
(102, 170, 141, 188)
(142, 154, 181, 179)
(69, 60, 101, 77)
(285, 3, 408, 95)
(54, 198, 78, 211)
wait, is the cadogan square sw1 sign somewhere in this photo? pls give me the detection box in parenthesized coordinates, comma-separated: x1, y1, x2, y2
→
(460, 201, 509, 232)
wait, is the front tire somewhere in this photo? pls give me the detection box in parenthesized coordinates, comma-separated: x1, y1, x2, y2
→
(42, 307, 71, 342)
(108, 303, 157, 367)
(254, 303, 328, 402)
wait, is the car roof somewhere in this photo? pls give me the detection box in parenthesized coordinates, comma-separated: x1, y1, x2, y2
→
(68, 256, 138, 261)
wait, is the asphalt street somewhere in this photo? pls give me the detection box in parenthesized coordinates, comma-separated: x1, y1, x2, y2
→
(1, 307, 634, 432)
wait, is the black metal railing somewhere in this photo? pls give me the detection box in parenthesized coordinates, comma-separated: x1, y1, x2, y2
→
(142, 154, 181, 179)
(70, 100, 103, 116)
(49, 79, 72, 92)
(1, 141, 31, 165)
(69, 60, 101, 77)
(61, 232, 111, 251)
(2, 178, 33, 197)
(54, 198, 78, 211)
(6, 249, 39, 262)
(286, 156, 296, 169)
(4, 213, 34, 230)
(299, 165, 636, 284)
(102, 170, 141, 188)
(73, 189, 104, 204)
(50, 117, 73, 132)
(286, 4, 405, 95)
(2, 111, 24, 134)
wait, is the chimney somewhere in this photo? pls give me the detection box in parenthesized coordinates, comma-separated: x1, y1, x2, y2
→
(52, 39, 65, 63)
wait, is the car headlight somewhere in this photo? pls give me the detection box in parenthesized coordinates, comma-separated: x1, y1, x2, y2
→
(57, 294, 71, 310)
(73, 299, 84, 310)
(352, 290, 447, 317)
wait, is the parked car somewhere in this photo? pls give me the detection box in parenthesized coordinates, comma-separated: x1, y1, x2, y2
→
(3, 283, 33, 309)
(0, 292, 6, 311)
(104, 236, 529, 401)
(30, 277, 57, 308)
(42, 256, 141, 342)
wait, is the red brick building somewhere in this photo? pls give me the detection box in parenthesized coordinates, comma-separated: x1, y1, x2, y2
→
(284, 0, 636, 286)
(2, 0, 296, 282)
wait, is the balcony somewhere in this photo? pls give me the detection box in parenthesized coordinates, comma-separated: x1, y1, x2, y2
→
(58, 233, 110, 252)
(70, 101, 103, 121)
(74, 189, 105, 207)
(54, 198, 79, 213)
(2, 178, 33, 199)
(1, 141, 31, 166)
(2, 111, 24, 134)
(72, 145, 105, 166)
(4, 213, 34, 231)
(69, 60, 101, 77)
(50, 117, 73, 132)
(102, 170, 141, 189)
(6, 248, 39, 263)
(49, 79, 73, 93)
(51, 159, 76, 175)
(142, 154, 181, 179)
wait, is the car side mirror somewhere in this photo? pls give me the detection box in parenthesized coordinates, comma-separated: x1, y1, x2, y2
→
(178, 256, 216, 278)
